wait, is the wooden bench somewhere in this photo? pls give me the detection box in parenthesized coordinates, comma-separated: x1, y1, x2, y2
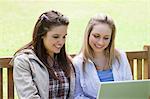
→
(0, 45, 150, 99)
(0, 56, 13, 99)
(126, 45, 150, 79)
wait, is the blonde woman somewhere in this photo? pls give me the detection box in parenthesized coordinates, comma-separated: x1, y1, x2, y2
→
(73, 13, 132, 99)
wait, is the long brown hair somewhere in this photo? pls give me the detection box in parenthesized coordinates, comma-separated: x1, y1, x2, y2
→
(16, 10, 72, 80)
(81, 13, 120, 71)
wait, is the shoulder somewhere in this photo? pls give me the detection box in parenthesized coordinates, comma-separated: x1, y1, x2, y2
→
(72, 53, 84, 70)
(12, 49, 38, 64)
(12, 49, 35, 67)
(72, 53, 84, 64)
(13, 53, 29, 63)
(115, 49, 127, 58)
(10, 53, 33, 73)
(114, 49, 128, 64)
(12, 53, 31, 67)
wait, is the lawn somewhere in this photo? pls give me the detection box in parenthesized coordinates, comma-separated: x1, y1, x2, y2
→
(0, 0, 149, 56)
(0, 0, 149, 98)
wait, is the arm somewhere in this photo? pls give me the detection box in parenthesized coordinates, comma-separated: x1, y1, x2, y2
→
(13, 55, 41, 99)
(121, 51, 133, 80)
(73, 57, 90, 99)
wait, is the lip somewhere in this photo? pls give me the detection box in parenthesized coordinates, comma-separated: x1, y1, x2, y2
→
(94, 44, 104, 49)
(54, 45, 62, 49)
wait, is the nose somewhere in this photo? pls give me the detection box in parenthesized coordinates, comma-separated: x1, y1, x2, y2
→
(97, 38, 104, 45)
(57, 38, 65, 46)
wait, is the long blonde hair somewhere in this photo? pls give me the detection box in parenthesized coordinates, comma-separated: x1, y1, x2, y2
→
(81, 13, 120, 71)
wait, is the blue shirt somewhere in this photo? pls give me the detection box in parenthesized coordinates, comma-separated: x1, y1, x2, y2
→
(97, 69, 114, 82)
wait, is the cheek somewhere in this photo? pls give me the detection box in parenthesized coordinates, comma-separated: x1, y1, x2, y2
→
(43, 38, 48, 49)
(88, 36, 94, 46)
(105, 39, 111, 46)
(43, 37, 53, 48)
(89, 35, 95, 43)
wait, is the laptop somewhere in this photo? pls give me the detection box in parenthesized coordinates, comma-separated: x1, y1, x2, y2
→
(97, 80, 150, 99)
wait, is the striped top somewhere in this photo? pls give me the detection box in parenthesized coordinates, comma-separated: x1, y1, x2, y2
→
(97, 69, 114, 82)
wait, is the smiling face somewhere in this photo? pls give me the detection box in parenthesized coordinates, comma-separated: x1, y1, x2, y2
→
(89, 23, 112, 54)
(43, 25, 68, 57)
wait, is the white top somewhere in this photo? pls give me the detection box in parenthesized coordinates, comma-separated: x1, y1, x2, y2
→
(73, 50, 133, 99)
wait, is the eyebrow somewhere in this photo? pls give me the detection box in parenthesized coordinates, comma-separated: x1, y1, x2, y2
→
(62, 34, 67, 37)
(92, 33, 111, 36)
(53, 33, 67, 36)
(104, 35, 111, 37)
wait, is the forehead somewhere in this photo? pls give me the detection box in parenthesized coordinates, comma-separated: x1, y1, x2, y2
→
(91, 23, 112, 35)
(47, 25, 68, 35)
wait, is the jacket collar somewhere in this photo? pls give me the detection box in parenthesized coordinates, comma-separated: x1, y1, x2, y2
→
(11, 49, 46, 69)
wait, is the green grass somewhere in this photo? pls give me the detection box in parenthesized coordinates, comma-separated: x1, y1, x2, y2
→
(0, 0, 149, 98)
(0, 0, 149, 56)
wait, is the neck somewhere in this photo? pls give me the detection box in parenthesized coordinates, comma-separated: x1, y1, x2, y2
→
(93, 51, 105, 59)
(92, 52, 109, 70)
(47, 52, 54, 59)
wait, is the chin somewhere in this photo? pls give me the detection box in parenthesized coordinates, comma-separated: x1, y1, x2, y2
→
(54, 50, 61, 54)
(94, 49, 104, 53)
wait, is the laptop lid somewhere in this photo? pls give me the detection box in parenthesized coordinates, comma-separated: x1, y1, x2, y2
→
(97, 80, 150, 99)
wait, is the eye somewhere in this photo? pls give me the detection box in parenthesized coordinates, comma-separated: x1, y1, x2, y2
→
(63, 35, 67, 39)
(52, 35, 59, 38)
(93, 34, 100, 38)
(63, 34, 67, 39)
(104, 37, 110, 40)
(104, 37, 109, 40)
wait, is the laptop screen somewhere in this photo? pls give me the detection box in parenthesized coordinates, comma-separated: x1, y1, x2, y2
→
(97, 80, 150, 99)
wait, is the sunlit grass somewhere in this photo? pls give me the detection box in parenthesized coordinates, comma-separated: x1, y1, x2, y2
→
(0, 0, 149, 56)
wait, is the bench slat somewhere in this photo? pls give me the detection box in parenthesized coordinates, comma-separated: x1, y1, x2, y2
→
(0, 68, 3, 99)
(8, 67, 14, 99)
(137, 59, 142, 79)
(129, 60, 134, 77)
(144, 59, 148, 79)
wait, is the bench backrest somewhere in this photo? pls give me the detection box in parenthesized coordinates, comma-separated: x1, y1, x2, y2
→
(0, 57, 13, 99)
(126, 45, 150, 79)
(0, 45, 150, 99)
